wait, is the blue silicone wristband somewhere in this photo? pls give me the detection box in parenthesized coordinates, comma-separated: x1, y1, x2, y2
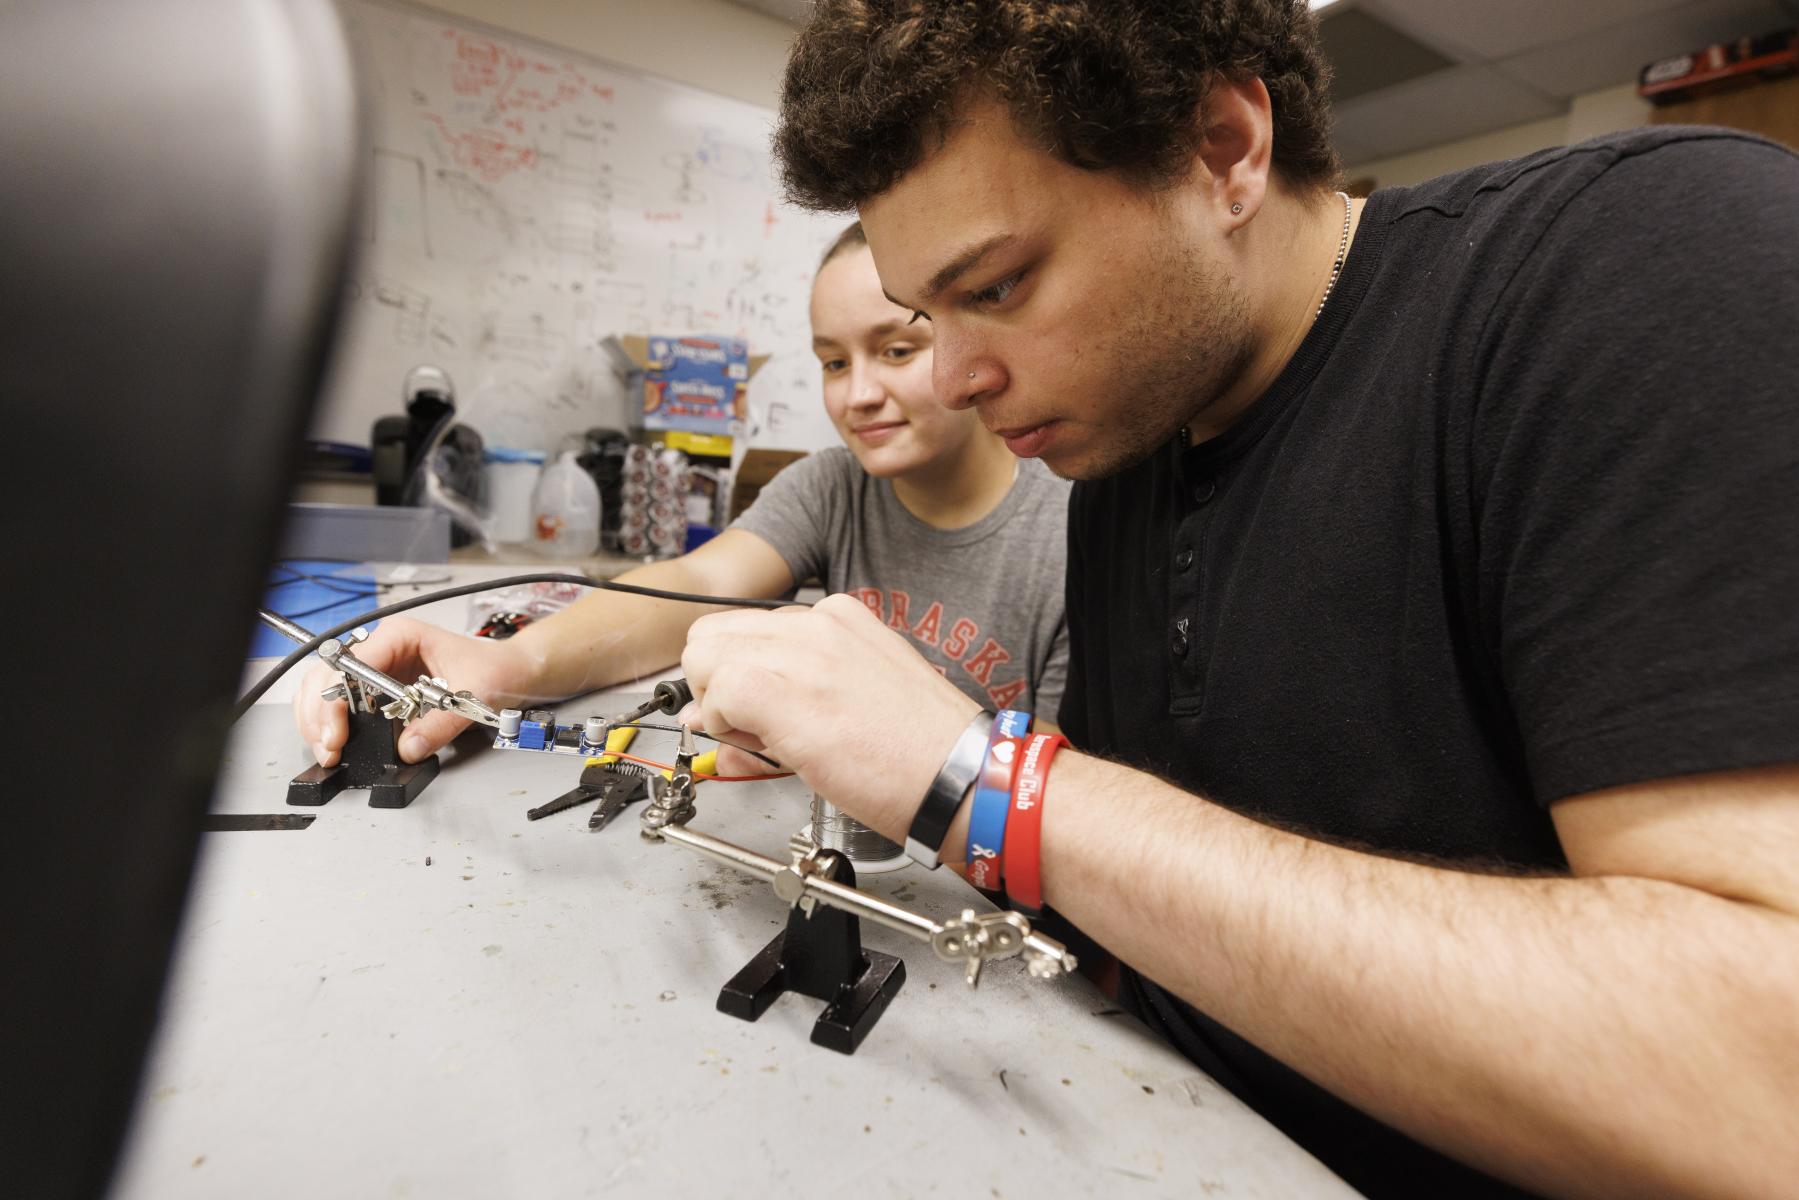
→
(965, 709, 1032, 891)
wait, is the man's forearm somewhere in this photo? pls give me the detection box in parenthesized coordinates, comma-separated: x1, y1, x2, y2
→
(1039, 754, 1799, 1200)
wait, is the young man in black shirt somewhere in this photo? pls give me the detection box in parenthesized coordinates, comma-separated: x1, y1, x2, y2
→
(679, 4, 1799, 1196)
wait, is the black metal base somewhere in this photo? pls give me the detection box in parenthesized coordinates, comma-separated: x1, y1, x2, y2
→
(715, 855, 906, 1054)
(287, 709, 439, 809)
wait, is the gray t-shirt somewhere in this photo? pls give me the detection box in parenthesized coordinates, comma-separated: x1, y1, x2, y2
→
(731, 447, 1070, 717)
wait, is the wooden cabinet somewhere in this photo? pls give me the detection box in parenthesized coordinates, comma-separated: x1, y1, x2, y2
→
(1650, 73, 1799, 150)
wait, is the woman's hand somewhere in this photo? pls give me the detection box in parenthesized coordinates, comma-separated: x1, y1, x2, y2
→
(292, 616, 545, 765)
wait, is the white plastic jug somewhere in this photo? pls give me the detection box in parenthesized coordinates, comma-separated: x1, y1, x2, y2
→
(530, 450, 601, 557)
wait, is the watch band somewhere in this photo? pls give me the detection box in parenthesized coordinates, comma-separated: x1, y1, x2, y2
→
(905, 709, 995, 869)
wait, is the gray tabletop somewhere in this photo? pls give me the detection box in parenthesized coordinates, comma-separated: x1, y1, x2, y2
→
(114, 683, 1356, 1198)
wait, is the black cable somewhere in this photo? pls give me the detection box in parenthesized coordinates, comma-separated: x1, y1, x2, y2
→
(267, 566, 314, 588)
(267, 570, 383, 614)
(274, 595, 381, 623)
(269, 579, 382, 605)
(278, 573, 381, 596)
(612, 721, 783, 770)
(271, 557, 382, 583)
(236, 571, 799, 720)
(265, 564, 382, 622)
(268, 561, 384, 597)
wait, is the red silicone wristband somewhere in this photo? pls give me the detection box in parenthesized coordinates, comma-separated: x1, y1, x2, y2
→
(1002, 732, 1067, 916)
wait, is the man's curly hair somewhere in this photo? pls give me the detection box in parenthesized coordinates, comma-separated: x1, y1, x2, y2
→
(776, 1, 1339, 211)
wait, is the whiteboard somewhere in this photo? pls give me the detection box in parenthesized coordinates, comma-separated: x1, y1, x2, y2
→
(311, 0, 844, 455)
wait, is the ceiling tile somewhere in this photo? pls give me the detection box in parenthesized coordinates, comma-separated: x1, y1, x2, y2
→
(1331, 63, 1564, 157)
(1359, 0, 1694, 60)
(1319, 7, 1459, 102)
(1497, 0, 1797, 97)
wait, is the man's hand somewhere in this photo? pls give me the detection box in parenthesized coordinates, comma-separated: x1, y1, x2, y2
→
(680, 594, 981, 839)
(292, 616, 544, 766)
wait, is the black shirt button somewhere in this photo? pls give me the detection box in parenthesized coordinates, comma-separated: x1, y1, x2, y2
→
(1175, 548, 1195, 572)
(1192, 480, 1216, 505)
(1171, 618, 1190, 658)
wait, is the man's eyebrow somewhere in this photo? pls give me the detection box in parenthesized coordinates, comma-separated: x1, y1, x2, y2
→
(885, 233, 1017, 310)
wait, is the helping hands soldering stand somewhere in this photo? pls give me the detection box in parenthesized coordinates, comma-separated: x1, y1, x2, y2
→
(720, 840, 905, 1054)
(257, 611, 501, 809)
(287, 649, 435, 808)
(638, 727, 1079, 1055)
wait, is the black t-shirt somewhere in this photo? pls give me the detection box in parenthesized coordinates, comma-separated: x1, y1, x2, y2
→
(1059, 127, 1799, 1197)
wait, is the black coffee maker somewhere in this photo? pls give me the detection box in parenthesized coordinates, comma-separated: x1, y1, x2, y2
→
(371, 365, 485, 545)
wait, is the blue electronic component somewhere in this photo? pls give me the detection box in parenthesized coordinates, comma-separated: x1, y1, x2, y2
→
(494, 722, 598, 756)
(517, 709, 555, 750)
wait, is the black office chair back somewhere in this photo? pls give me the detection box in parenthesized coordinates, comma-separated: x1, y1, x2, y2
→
(0, 2, 361, 1194)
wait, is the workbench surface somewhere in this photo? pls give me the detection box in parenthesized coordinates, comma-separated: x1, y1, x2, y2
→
(114, 575, 1356, 1198)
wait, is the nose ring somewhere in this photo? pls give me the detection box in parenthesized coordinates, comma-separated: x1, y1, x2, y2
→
(968, 372, 976, 380)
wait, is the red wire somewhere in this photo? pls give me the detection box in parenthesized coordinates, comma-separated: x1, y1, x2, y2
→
(606, 750, 792, 783)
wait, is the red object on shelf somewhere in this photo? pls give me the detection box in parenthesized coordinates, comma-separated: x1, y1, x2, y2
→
(1639, 28, 1797, 104)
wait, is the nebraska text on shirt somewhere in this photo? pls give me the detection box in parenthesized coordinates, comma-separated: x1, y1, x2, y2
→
(851, 587, 1029, 709)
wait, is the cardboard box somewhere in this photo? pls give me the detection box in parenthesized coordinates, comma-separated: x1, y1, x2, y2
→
(727, 448, 807, 523)
(602, 334, 770, 448)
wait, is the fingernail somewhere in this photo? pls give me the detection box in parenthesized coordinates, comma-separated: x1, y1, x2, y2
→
(313, 743, 329, 765)
(399, 734, 427, 761)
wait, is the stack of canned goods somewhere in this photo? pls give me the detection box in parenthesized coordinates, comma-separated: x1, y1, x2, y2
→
(617, 444, 690, 559)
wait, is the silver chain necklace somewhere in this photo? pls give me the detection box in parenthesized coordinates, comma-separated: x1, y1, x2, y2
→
(1315, 190, 1353, 319)
(1177, 192, 1356, 452)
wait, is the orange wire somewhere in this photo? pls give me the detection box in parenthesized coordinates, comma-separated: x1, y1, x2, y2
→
(606, 750, 793, 783)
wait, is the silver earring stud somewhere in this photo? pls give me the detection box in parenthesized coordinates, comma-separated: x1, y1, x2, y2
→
(968, 372, 976, 380)
(1231, 202, 1243, 215)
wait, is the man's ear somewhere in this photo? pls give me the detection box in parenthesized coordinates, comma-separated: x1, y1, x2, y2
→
(1195, 74, 1275, 229)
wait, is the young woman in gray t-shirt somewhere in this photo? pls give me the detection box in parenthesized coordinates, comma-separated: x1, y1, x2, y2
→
(295, 223, 1069, 767)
